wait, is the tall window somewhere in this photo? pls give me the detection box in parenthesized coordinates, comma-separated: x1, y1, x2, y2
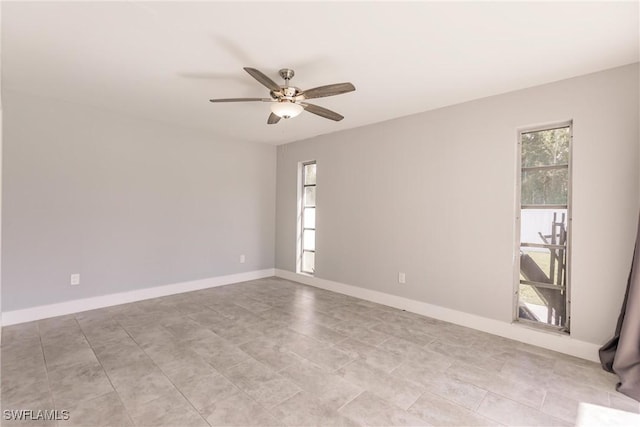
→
(516, 123, 571, 331)
(299, 161, 316, 275)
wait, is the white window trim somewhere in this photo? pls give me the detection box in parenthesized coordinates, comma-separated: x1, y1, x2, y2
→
(513, 120, 573, 334)
(297, 160, 316, 276)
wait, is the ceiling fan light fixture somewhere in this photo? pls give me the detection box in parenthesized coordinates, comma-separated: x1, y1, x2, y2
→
(271, 101, 304, 119)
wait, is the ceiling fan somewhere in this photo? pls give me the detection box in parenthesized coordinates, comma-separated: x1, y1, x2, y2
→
(209, 67, 355, 124)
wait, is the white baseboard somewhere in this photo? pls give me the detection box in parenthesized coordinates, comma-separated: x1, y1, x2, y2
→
(2, 269, 275, 326)
(275, 269, 601, 362)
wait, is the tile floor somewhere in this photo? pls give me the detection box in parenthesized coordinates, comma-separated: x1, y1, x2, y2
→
(1, 277, 638, 426)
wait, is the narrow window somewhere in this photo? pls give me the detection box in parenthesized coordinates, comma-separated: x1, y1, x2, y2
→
(516, 123, 572, 332)
(299, 161, 316, 275)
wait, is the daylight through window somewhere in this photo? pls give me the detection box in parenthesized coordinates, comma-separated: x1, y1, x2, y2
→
(300, 161, 316, 275)
(517, 124, 571, 331)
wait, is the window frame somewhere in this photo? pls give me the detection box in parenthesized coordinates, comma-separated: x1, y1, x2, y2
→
(514, 121, 573, 333)
(298, 160, 316, 275)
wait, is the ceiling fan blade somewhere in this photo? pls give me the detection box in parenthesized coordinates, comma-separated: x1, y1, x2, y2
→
(302, 103, 344, 121)
(244, 67, 282, 92)
(267, 113, 281, 124)
(299, 82, 355, 100)
(209, 98, 271, 103)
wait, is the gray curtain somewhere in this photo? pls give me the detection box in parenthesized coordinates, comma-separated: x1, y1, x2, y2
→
(599, 214, 640, 401)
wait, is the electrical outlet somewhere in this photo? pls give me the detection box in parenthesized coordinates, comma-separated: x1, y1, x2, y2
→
(398, 272, 406, 284)
(240, 254, 246, 264)
(70, 274, 80, 286)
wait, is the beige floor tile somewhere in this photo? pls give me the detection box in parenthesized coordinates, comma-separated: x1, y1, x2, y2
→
(1, 415, 58, 427)
(325, 309, 380, 329)
(81, 322, 131, 346)
(447, 361, 546, 409)
(371, 321, 436, 346)
(172, 373, 240, 412)
(2, 277, 623, 427)
(428, 339, 505, 373)
(208, 303, 264, 325)
(91, 335, 145, 359)
(2, 339, 44, 365)
(1, 384, 55, 415)
(292, 309, 347, 329)
(271, 391, 358, 427)
(2, 355, 48, 389)
(547, 373, 611, 406)
(288, 319, 347, 345)
(334, 337, 404, 373)
(494, 348, 556, 370)
(206, 318, 266, 345)
(254, 307, 293, 324)
(336, 359, 424, 410)
(552, 359, 618, 391)
(222, 357, 302, 408)
(330, 322, 391, 346)
(239, 337, 303, 372)
(396, 367, 487, 410)
(127, 393, 208, 427)
(123, 324, 176, 348)
(161, 317, 222, 343)
(112, 370, 181, 411)
(59, 391, 132, 427)
(467, 334, 521, 359)
(47, 361, 115, 408)
(105, 359, 162, 386)
(232, 296, 273, 313)
(609, 392, 640, 413)
(498, 358, 554, 387)
(2, 321, 40, 343)
(139, 340, 188, 366)
(42, 342, 98, 372)
(338, 391, 427, 426)
(282, 332, 355, 371)
(155, 350, 220, 382)
(38, 315, 79, 337)
(247, 318, 291, 337)
(408, 391, 499, 426)
(188, 307, 229, 327)
(189, 335, 251, 370)
(541, 391, 580, 424)
(280, 358, 362, 409)
(477, 393, 570, 426)
(203, 392, 281, 426)
(2, 379, 53, 408)
(376, 335, 436, 361)
(391, 354, 451, 382)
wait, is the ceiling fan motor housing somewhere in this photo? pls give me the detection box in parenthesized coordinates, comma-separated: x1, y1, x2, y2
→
(282, 87, 299, 97)
(279, 68, 295, 81)
(270, 87, 299, 99)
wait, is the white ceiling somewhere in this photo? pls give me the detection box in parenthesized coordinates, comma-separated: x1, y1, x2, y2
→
(3, 1, 639, 145)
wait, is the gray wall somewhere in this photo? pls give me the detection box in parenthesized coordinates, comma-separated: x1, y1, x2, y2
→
(276, 64, 640, 346)
(2, 90, 276, 311)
